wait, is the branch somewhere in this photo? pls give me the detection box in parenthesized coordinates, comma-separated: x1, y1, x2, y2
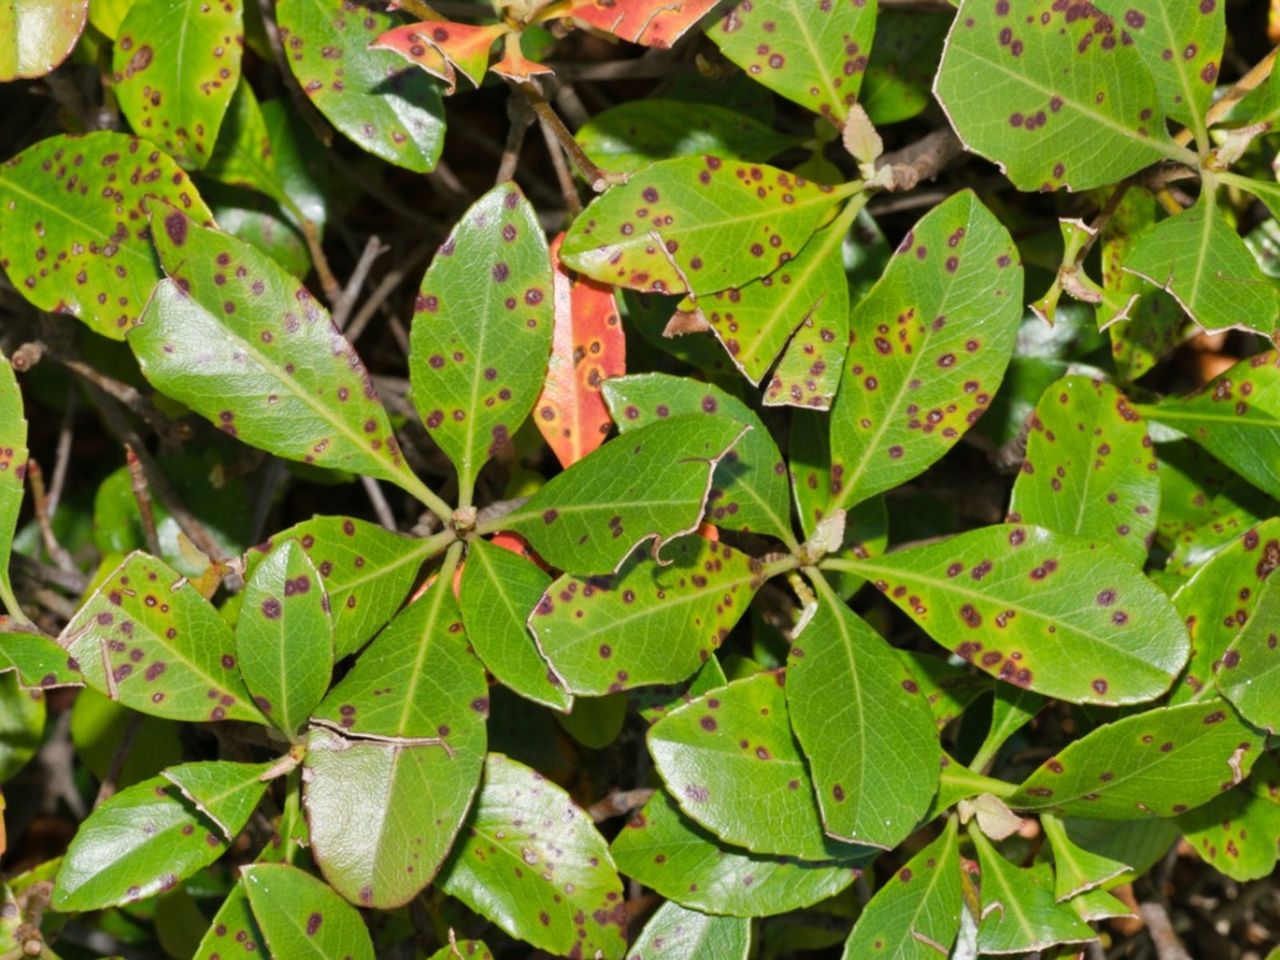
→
(875, 128, 963, 192)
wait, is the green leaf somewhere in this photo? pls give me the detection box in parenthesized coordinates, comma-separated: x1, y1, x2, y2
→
(827, 190, 1023, 511)
(610, 789, 866, 918)
(1170, 518, 1280, 703)
(1061, 816, 1178, 879)
(973, 685, 1046, 770)
(205, 80, 290, 205)
(57, 551, 261, 723)
(630, 900, 750, 959)
(205, 181, 311, 277)
(458, 537, 571, 711)
(840, 818, 962, 960)
(0, 628, 81, 689)
(935, 0, 1182, 192)
(1142, 351, 1280, 500)
(409, 182, 553, 500)
(194, 880, 266, 960)
(787, 580, 939, 849)
(241, 863, 374, 959)
(235, 539, 333, 734)
(648, 672, 868, 860)
(560, 156, 855, 297)
(0, 132, 213, 340)
(861, 10, 951, 126)
(556, 691, 627, 749)
(303, 723, 483, 909)
(1067, 886, 1135, 923)
(52, 776, 229, 911)
(1176, 752, 1280, 882)
(1216, 572, 1280, 732)
(633, 655, 729, 724)
(900, 650, 988, 731)
(709, 0, 877, 128)
(831, 524, 1188, 705)
(575, 99, 800, 174)
(1040, 813, 1128, 901)
(131, 207, 436, 507)
(245, 516, 436, 659)
(426, 942, 492, 960)
(1008, 376, 1159, 566)
(0, 673, 44, 783)
(0, 0, 87, 79)
(312, 576, 487, 742)
(1009, 698, 1262, 819)
(275, 0, 444, 172)
(504, 415, 747, 576)
(438, 753, 627, 960)
(603, 373, 793, 543)
(161, 759, 272, 840)
(530, 536, 767, 696)
(0, 353, 28, 624)
(112, 0, 242, 167)
(1122, 194, 1280, 337)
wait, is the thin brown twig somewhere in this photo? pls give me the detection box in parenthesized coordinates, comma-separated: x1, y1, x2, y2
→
(497, 92, 536, 184)
(25, 460, 75, 574)
(44, 388, 76, 517)
(513, 79, 624, 192)
(93, 713, 143, 809)
(876, 128, 963, 192)
(587, 788, 654, 823)
(537, 111, 583, 217)
(361, 476, 399, 531)
(345, 239, 435, 343)
(1138, 901, 1193, 960)
(125, 445, 163, 557)
(333, 235, 389, 331)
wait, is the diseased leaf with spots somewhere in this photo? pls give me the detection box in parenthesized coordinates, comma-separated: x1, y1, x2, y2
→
(1123, 194, 1280, 337)
(426, 942, 492, 960)
(1216, 573, 1280, 733)
(244, 516, 432, 659)
(504, 415, 747, 576)
(602, 373, 793, 543)
(710, 0, 877, 128)
(438, 753, 627, 960)
(52, 776, 231, 911)
(0, 0, 87, 80)
(529, 536, 766, 696)
(840, 818, 961, 960)
(829, 524, 1189, 705)
(610, 789, 867, 918)
(161, 759, 272, 840)
(533, 235, 623, 469)
(132, 207, 431, 504)
(764, 300, 849, 411)
(303, 724, 483, 908)
(1009, 698, 1262, 819)
(551, 0, 716, 48)
(935, 0, 1180, 192)
(630, 900, 750, 959)
(410, 183, 553, 499)
(1176, 753, 1280, 882)
(0, 132, 212, 340)
(372, 20, 505, 91)
(0, 628, 83, 689)
(112, 0, 243, 168)
(241, 863, 374, 959)
(632, 655, 728, 724)
(561, 155, 854, 297)
(827, 190, 1022, 511)
(57, 552, 261, 723)
(458, 537, 571, 712)
(235, 540, 333, 734)
(648, 672, 869, 861)
(900, 649, 989, 731)
(1169, 519, 1280, 704)
(275, 0, 444, 172)
(193, 881, 266, 960)
(1008, 376, 1159, 566)
(1142, 351, 1280, 499)
(0, 354, 28, 624)
(788, 581, 939, 849)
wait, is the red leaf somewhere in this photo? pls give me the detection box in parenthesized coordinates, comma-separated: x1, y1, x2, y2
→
(489, 49, 554, 82)
(490, 531, 549, 571)
(545, 0, 717, 48)
(535, 235, 626, 469)
(371, 20, 507, 90)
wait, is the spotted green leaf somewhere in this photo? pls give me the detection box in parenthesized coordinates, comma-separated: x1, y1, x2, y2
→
(52, 776, 230, 911)
(764, 299, 849, 410)
(935, 0, 1183, 192)
(610, 789, 866, 918)
(275, 0, 444, 172)
(649, 672, 867, 861)
(57, 552, 261, 723)
(575, 100, 800, 174)
(0, 0, 87, 79)
(630, 900, 750, 960)
(235, 540, 333, 735)
(709, 0, 877, 128)
(241, 863, 374, 959)
(602, 374, 793, 543)
(900, 649, 988, 731)
(426, 942, 492, 960)
(0, 132, 212, 339)
(1123, 194, 1280, 337)
(1170, 519, 1280, 703)
(1041, 814, 1128, 901)
(303, 724, 482, 908)
(505, 414, 747, 576)
(839, 818, 962, 960)
(561, 155, 855, 297)
(827, 190, 1022, 511)
(131, 207, 434, 506)
(632, 655, 728, 725)
(1216, 573, 1280, 733)
(161, 759, 272, 840)
(1176, 753, 1280, 882)
(829, 524, 1189, 705)
(0, 628, 82, 689)
(194, 881, 266, 960)
(438, 753, 627, 960)
(245, 516, 435, 659)
(530, 536, 766, 696)
(1009, 698, 1262, 819)
(458, 537, 571, 711)
(0, 354, 28, 624)
(113, 0, 242, 167)
(1009, 376, 1159, 566)
(787, 580, 939, 849)
(1142, 351, 1280, 500)
(410, 183, 553, 501)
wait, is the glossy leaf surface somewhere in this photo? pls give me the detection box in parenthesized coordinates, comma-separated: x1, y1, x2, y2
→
(0, 629, 82, 689)
(1216, 574, 1280, 733)
(1176, 753, 1280, 882)
(1041, 813, 1128, 900)
(161, 759, 271, 839)
(241, 863, 375, 959)
(630, 900, 750, 959)
(0, 0, 86, 79)
(193, 881, 266, 960)
(0, 355, 27, 623)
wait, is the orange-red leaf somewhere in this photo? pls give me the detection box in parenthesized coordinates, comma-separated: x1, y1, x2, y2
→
(534, 235, 626, 469)
(546, 0, 717, 48)
(372, 20, 506, 90)
(489, 49, 554, 82)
